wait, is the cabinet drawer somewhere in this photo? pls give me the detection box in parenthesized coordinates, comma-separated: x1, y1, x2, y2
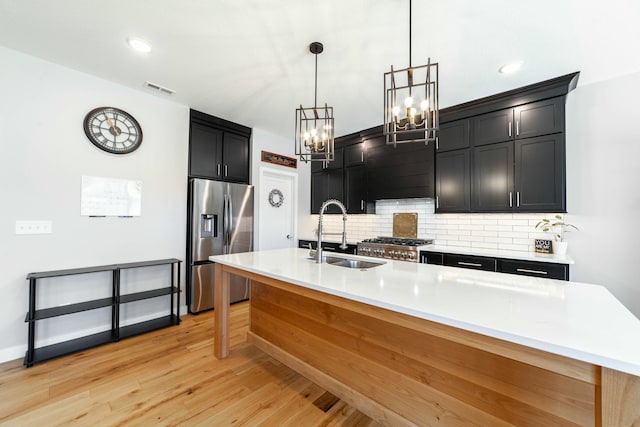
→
(298, 240, 357, 254)
(499, 259, 569, 281)
(444, 254, 496, 271)
(421, 252, 443, 265)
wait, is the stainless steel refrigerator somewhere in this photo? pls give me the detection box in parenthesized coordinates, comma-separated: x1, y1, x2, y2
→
(187, 178, 254, 313)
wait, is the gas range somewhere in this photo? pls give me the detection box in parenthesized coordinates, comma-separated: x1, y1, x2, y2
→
(357, 237, 434, 263)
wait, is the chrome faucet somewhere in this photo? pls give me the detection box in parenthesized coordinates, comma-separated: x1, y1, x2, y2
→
(315, 199, 348, 263)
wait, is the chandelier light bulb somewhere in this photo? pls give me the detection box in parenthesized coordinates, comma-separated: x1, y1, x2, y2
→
(410, 107, 417, 117)
(310, 128, 318, 137)
(392, 106, 400, 117)
(303, 131, 310, 140)
(404, 96, 414, 108)
(420, 99, 429, 111)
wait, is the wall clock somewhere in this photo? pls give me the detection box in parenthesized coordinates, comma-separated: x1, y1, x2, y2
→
(83, 107, 143, 154)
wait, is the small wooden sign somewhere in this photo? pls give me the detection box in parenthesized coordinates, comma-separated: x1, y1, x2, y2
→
(261, 151, 297, 169)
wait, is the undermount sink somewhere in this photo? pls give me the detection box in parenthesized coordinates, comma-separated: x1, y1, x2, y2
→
(323, 255, 385, 270)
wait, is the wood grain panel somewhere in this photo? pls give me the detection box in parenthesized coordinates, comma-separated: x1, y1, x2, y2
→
(251, 305, 522, 426)
(602, 367, 640, 427)
(227, 264, 598, 385)
(251, 279, 597, 426)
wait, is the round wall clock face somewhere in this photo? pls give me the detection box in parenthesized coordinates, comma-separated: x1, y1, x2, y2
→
(83, 107, 143, 154)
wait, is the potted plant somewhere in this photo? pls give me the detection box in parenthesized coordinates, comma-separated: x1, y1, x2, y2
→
(535, 215, 579, 255)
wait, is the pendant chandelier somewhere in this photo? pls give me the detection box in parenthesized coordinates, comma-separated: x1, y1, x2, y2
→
(295, 42, 335, 163)
(383, 0, 439, 146)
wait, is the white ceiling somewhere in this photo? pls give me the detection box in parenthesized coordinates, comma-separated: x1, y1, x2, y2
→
(1, 0, 639, 139)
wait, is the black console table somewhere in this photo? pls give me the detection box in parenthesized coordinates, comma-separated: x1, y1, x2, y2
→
(25, 258, 181, 367)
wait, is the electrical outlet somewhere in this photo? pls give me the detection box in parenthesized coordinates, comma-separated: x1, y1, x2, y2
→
(15, 220, 53, 235)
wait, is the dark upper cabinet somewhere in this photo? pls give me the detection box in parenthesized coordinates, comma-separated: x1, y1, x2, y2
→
(473, 135, 565, 212)
(366, 135, 435, 200)
(311, 169, 344, 214)
(344, 142, 365, 167)
(189, 109, 251, 184)
(514, 99, 564, 139)
(515, 134, 565, 211)
(472, 98, 565, 147)
(189, 122, 223, 179)
(437, 119, 470, 152)
(473, 141, 514, 211)
(222, 132, 250, 183)
(310, 146, 344, 173)
(345, 165, 368, 214)
(472, 109, 513, 146)
(435, 149, 471, 212)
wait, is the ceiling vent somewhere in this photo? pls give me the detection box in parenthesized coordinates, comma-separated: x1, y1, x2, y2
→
(144, 81, 175, 95)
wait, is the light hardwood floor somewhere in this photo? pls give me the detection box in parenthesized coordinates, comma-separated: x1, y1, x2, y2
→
(0, 302, 381, 426)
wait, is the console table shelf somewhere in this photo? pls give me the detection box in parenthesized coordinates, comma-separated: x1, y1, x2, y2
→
(25, 258, 181, 367)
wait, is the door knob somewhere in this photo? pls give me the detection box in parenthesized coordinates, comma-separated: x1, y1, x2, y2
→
(286, 234, 292, 239)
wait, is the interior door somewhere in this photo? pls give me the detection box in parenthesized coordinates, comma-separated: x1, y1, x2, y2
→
(259, 169, 297, 250)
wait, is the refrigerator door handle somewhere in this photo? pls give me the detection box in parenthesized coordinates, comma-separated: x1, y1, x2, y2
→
(222, 193, 228, 253)
(227, 195, 234, 252)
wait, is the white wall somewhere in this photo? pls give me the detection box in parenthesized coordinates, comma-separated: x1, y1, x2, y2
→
(566, 71, 640, 317)
(0, 47, 189, 362)
(251, 128, 312, 249)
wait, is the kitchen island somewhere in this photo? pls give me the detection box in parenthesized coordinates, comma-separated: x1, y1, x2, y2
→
(211, 248, 640, 426)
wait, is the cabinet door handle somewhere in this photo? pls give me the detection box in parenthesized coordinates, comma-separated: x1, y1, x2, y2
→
(217, 164, 221, 176)
(516, 268, 548, 275)
(508, 122, 512, 137)
(224, 165, 228, 176)
(458, 261, 482, 267)
(436, 196, 439, 209)
(516, 120, 520, 136)
(509, 192, 513, 207)
(361, 152, 364, 163)
(361, 200, 364, 211)
(516, 191, 520, 207)
(436, 136, 439, 150)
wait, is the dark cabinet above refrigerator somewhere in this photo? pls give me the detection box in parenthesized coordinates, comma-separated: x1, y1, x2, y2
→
(189, 109, 251, 184)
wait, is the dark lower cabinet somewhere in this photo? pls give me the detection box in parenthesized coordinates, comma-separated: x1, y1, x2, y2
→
(499, 259, 569, 281)
(298, 239, 357, 254)
(420, 251, 569, 281)
(444, 254, 497, 271)
(436, 149, 471, 212)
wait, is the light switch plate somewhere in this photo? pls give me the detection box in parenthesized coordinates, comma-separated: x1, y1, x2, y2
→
(15, 220, 53, 235)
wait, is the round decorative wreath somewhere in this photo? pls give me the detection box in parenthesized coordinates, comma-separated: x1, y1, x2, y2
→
(268, 189, 284, 208)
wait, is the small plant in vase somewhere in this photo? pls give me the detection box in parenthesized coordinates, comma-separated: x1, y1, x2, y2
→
(535, 215, 579, 255)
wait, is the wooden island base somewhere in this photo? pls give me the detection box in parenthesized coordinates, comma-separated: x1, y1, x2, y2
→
(214, 264, 640, 427)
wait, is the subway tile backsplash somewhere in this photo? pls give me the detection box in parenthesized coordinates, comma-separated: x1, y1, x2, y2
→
(310, 198, 563, 253)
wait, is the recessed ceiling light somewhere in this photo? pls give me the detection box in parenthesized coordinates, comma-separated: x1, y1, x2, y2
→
(127, 38, 152, 53)
(499, 61, 523, 74)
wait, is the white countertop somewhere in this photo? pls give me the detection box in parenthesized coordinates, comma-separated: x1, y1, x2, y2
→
(211, 248, 640, 377)
(421, 244, 574, 264)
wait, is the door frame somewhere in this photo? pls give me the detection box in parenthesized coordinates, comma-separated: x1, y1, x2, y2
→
(257, 166, 298, 250)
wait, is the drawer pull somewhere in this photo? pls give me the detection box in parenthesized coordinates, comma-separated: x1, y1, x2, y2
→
(516, 268, 548, 275)
(322, 247, 336, 251)
(458, 261, 482, 267)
